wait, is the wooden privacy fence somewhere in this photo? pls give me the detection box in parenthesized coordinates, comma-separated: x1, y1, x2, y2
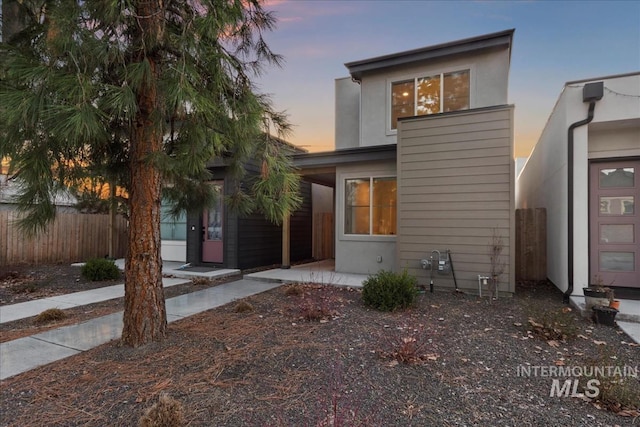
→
(515, 208, 547, 281)
(313, 212, 334, 260)
(0, 211, 128, 265)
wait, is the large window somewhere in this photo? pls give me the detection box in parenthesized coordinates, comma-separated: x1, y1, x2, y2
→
(391, 69, 470, 129)
(345, 177, 396, 236)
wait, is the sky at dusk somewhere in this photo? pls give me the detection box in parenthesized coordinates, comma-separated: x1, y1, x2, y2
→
(256, 0, 640, 157)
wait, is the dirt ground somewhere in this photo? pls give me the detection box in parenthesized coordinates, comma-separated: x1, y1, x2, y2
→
(0, 266, 638, 426)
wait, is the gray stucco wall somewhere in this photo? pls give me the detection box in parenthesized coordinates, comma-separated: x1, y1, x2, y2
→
(334, 160, 396, 275)
(335, 77, 361, 150)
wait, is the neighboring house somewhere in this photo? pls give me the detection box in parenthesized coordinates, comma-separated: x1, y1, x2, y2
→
(164, 139, 314, 270)
(0, 174, 78, 212)
(294, 29, 516, 294)
(517, 73, 640, 296)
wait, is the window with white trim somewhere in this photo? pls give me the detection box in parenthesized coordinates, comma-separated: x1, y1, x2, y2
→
(391, 69, 470, 129)
(344, 177, 396, 235)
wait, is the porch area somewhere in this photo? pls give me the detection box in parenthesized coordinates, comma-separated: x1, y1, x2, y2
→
(245, 259, 368, 288)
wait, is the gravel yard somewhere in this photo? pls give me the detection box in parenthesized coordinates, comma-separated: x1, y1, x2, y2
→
(0, 266, 638, 426)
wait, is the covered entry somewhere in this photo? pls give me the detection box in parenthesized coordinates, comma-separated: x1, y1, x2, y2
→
(590, 159, 640, 288)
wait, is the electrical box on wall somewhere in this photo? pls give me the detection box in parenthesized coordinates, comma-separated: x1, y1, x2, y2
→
(583, 81, 603, 102)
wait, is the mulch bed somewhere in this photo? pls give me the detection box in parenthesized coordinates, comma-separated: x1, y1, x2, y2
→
(0, 271, 638, 426)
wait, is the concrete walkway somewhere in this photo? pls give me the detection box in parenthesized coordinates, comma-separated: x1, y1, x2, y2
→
(0, 279, 280, 380)
(1, 260, 638, 381)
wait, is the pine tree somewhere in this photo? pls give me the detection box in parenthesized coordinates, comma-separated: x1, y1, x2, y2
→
(0, 0, 300, 346)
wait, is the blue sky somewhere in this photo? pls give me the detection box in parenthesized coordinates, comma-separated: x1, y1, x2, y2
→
(256, 0, 640, 156)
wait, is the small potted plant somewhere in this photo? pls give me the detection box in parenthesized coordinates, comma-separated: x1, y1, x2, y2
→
(592, 304, 618, 326)
(583, 275, 614, 312)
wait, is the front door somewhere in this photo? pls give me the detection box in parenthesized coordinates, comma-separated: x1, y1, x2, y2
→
(202, 181, 224, 263)
(589, 160, 640, 288)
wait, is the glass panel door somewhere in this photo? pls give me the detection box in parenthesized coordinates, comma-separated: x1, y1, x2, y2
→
(202, 181, 224, 263)
(589, 160, 640, 288)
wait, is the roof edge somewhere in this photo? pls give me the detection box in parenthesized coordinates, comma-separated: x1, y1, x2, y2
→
(565, 71, 640, 86)
(345, 29, 514, 80)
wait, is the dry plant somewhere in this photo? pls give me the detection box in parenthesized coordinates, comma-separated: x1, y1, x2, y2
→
(488, 227, 505, 301)
(299, 293, 333, 322)
(190, 277, 212, 286)
(283, 283, 305, 296)
(234, 300, 254, 313)
(34, 308, 67, 324)
(383, 331, 437, 365)
(138, 393, 185, 427)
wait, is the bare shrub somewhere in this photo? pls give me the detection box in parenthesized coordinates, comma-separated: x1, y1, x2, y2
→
(138, 393, 185, 427)
(34, 308, 67, 324)
(234, 300, 254, 313)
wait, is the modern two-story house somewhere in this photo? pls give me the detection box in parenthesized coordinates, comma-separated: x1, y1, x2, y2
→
(293, 29, 516, 294)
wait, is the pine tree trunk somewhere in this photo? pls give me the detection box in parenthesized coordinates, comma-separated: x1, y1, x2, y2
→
(121, 0, 167, 347)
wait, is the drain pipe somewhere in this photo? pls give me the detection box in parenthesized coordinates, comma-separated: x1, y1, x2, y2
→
(563, 82, 603, 304)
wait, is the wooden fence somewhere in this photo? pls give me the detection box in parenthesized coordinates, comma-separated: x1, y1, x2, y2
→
(0, 210, 128, 265)
(515, 208, 547, 281)
(313, 212, 334, 260)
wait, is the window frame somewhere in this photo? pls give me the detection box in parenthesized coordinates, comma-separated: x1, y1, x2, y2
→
(160, 202, 187, 241)
(343, 175, 397, 238)
(387, 66, 472, 134)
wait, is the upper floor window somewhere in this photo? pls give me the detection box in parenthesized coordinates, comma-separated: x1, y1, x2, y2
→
(391, 69, 470, 129)
(345, 177, 396, 236)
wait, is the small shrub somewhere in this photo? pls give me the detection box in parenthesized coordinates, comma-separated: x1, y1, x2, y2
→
(582, 349, 640, 413)
(284, 283, 305, 296)
(299, 295, 332, 321)
(234, 301, 254, 313)
(139, 393, 185, 427)
(362, 269, 417, 312)
(385, 333, 435, 365)
(81, 258, 120, 281)
(35, 308, 67, 324)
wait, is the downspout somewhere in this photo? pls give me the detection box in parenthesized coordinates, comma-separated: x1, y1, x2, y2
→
(563, 82, 603, 304)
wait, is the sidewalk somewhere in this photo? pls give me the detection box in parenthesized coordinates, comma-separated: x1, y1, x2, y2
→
(0, 279, 280, 380)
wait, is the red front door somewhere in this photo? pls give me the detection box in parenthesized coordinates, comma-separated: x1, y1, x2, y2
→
(589, 160, 640, 288)
(202, 181, 223, 263)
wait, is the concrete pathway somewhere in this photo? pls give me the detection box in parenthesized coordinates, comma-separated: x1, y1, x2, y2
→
(0, 278, 187, 324)
(245, 259, 368, 288)
(569, 295, 640, 344)
(0, 279, 280, 380)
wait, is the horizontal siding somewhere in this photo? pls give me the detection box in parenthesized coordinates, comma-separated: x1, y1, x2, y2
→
(401, 173, 509, 187)
(397, 106, 515, 294)
(400, 131, 511, 151)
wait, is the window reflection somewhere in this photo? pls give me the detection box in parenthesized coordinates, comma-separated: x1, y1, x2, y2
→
(391, 80, 414, 130)
(417, 75, 440, 116)
(345, 177, 396, 235)
(600, 252, 635, 272)
(600, 196, 634, 215)
(600, 224, 634, 243)
(391, 69, 469, 129)
(600, 168, 634, 188)
(443, 70, 470, 112)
